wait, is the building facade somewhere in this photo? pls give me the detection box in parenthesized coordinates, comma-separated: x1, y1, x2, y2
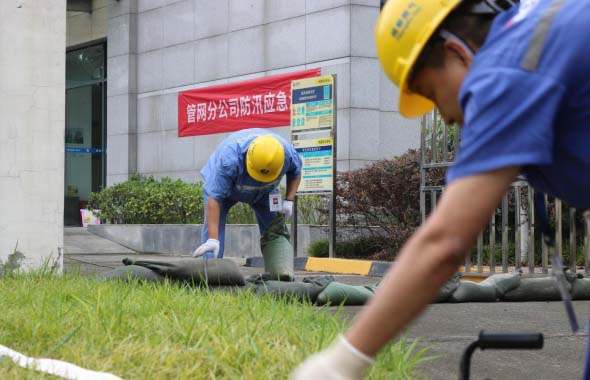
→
(66, 0, 420, 225)
(0, 0, 421, 267)
(1, 1, 66, 268)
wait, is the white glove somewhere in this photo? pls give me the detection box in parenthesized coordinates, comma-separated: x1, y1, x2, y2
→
(192, 239, 220, 258)
(290, 335, 374, 380)
(280, 200, 294, 218)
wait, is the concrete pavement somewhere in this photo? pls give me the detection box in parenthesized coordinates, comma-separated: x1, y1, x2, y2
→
(339, 302, 589, 380)
(414, 301, 589, 380)
(64, 227, 135, 255)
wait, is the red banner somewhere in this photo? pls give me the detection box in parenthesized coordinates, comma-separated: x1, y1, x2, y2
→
(178, 68, 322, 137)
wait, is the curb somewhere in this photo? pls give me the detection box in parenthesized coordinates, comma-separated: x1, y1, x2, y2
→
(244, 256, 392, 276)
(244, 257, 496, 280)
(245, 256, 310, 271)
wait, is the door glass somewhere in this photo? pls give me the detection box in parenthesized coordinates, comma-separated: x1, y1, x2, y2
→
(64, 44, 106, 226)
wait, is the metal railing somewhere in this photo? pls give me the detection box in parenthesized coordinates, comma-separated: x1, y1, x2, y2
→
(420, 112, 590, 275)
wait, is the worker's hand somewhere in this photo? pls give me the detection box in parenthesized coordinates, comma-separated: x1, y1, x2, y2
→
(192, 239, 220, 258)
(280, 200, 294, 218)
(290, 335, 374, 380)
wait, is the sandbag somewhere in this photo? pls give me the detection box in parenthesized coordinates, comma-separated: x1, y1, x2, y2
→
(448, 281, 497, 303)
(99, 265, 165, 283)
(444, 273, 521, 303)
(502, 277, 571, 302)
(480, 273, 521, 298)
(260, 214, 294, 281)
(245, 272, 294, 283)
(434, 275, 461, 303)
(570, 276, 590, 300)
(248, 275, 333, 302)
(315, 282, 377, 306)
(121, 257, 245, 286)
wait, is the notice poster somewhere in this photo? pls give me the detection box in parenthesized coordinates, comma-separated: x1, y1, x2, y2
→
(290, 75, 335, 194)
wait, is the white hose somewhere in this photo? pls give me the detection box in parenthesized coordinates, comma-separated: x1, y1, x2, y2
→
(0, 344, 122, 380)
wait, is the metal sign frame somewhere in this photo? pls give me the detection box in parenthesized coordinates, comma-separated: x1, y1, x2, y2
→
(290, 74, 337, 257)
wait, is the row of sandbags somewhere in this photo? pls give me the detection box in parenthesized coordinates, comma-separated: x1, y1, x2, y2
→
(437, 272, 590, 302)
(251, 272, 590, 304)
(100, 256, 590, 305)
(246, 274, 378, 305)
(99, 257, 376, 306)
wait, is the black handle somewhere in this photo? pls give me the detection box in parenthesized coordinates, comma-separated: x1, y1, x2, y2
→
(478, 331, 544, 350)
(460, 331, 544, 380)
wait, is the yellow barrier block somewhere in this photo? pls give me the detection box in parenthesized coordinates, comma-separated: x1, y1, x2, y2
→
(460, 274, 489, 283)
(458, 266, 493, 273)
(458, 266, 509, 282)
(305, 257, 372, 275)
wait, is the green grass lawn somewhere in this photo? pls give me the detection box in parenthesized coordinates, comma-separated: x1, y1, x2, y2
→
(0, 274, 433, 379)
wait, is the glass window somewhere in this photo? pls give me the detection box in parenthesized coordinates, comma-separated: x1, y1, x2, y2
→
(66, 44, 105, 89)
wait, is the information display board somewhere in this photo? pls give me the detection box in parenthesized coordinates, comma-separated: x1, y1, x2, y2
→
(290, 75, 335, 194)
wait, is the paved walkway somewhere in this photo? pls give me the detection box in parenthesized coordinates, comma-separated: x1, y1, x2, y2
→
(64, 227, 137, 274)
(340, 302, 588, 380)
(65, 227, 590, 380)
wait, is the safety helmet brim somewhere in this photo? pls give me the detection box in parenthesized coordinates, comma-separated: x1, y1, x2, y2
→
(246, 159, 283, 183)
(399, 85, 436, 118)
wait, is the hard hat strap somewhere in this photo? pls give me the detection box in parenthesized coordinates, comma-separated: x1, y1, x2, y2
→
(469, 0, 518, 14)
(438, 29, 476, 57)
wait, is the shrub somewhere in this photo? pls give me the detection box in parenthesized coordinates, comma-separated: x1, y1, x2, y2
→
(334, 150, 446, 255)
(307, 239, 329, 258)
(88, 176, 327, 225)
(307, 237, 396, 260)
(88, 175, 203, 224)
(296, 194, 329, 225)
(226, 202, 256, 224)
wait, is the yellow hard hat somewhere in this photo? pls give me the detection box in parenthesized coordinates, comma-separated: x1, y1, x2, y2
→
(246, 135, 285, 182)
(375, 0, 462, 118)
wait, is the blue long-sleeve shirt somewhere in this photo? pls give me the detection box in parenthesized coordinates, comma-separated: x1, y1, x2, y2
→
(447, 0, 590, 209)
(200, 128, 302, 205)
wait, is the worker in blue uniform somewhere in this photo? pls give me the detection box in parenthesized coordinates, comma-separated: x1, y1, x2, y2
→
(292, 0, 590, 378)
(193, 128, 302, 259)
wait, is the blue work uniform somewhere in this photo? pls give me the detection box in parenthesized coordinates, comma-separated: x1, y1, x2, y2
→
(200, 128, 302, 258)
(447, 0, 590, 209)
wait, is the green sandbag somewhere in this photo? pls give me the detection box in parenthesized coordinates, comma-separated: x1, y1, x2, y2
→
(435, 275, 461, 303)
(502, 277, 571, 302)
(260, 214, 294, 282)
(445, 273, 521, 303)
(99, 265, 165, 283)
(480, 273, 521, 298)
(570, 277, 590, 300)
(448, 281, 497, 303)
(122, 257, 245, 286)
(315, 282, 378, 306)
(249, 275, 333, 302)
